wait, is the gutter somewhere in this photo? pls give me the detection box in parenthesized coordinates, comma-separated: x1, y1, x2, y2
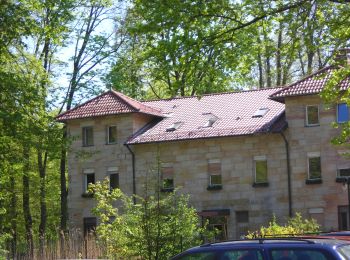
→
(280, 131, 293, 217)
(125, 144, 136, 205)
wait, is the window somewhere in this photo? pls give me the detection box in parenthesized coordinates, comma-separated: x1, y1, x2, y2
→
(83, 217, 96, 236)
(338, 206, 349, 230)
(236, 211, 249, 223)
(109, 173, 119, 190)
(337, 103, 349, 123)
(107, 125, 117, 144)
(82, 126, 94, 146)
(252, 107, 269, 118)
(307, 152, 321, 180)
(200, 209, 229, 242)
(306, 105, 319, 126)
(223, 250, 263, 260)
(161, 164, 174, 191)
(166, 122, 183, 132)
(202, 113, 218, 128)
(208, 159, 222, 190)
(254, 156, 268, 184)
(270, 249, 329, 260)
(236, 211, 249, 238)
(107, 167, 119, 190)
(83, 169, 95, 194)
(338, 168, 350, 178)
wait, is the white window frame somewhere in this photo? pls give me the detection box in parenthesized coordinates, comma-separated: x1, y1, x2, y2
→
(83, 169, 95, 193)
(208, 159, 222, 187)
(107, 167, 119, 190)
(306, 105, 320, 126)
(161, 163, 174, 190)
(337, 168, 350, 178)
(307, 152, 321, 180)
(107, 125, 117, 144)
(82, 126, 94, 146)
(209, 174, 222, 186)
(254, 155, 268, 183)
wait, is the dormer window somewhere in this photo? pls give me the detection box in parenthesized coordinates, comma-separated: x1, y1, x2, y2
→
(252, 108, 269, 118)
(166, 122, 183, 132)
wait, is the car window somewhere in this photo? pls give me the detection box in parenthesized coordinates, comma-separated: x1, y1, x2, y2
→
(221, 249, 263, 260)
(174, 252, 216, 260)
(270, 249, 332, 260)
(337, 244, 350, 258)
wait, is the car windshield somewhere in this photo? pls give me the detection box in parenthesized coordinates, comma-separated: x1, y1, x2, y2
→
(337, 244, 350, 258)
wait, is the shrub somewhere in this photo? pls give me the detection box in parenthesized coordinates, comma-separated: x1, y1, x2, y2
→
(246, 213, 320, 238)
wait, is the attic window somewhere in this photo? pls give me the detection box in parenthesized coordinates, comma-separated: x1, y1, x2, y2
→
(202, 113, 218, 128)
(166, 122, 183, 132)
(252, 108, 269, 118)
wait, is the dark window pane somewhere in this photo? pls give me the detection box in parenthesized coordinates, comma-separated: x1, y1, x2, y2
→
(210, 174, 222, 185)
(108, 126, 117, 143)
(83, 217, 96, 235)
(223, 249, 263, 260)
(338, 103, 349, 123)
(307, 106, 319, 125)
(308, 157, 321, 179)
(175, 252, 216, 260)
(86, 173, 95, 190)
(236, 211, 249, 223)
(339, 168, 350, 177)
(82, 127, 94, 146)
(110, 173, 119, 189)
(163, 178, 174, 189)
(270, 249, 329, 260)
(255, 160, 267, 183)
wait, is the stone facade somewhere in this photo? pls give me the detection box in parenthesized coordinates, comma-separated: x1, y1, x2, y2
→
(65, 93, 350, 239)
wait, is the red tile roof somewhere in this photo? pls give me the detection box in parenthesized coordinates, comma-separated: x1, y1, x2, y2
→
(127, 88, 286, 144)
(270, 66, 350, 101)
(56, 90, 163, 121)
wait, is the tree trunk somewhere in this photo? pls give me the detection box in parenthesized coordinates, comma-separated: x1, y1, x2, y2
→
(60, 127, 68, 232)
(257, 36, 264, 89)
(22, 146, 33, 257)
(10, 173, 17, 258)
(276, 22, 283, 86)
(38, 150, 47, 256)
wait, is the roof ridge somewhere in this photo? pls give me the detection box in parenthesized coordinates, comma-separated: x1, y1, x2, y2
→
(55, 90, 107, 120)
(111, 90, 163, 114)
(143, 87, 284, 103)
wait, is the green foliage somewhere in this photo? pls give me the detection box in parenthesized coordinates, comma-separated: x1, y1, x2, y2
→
(246, 213, 320, 238)
(321, 63, 350, 147)
(91, 179, 208, 259)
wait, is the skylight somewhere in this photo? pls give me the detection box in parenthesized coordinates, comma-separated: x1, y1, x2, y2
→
(166, 122, 183, 132)
(252, 108, 270, 118)
(202, 113, 218, 128)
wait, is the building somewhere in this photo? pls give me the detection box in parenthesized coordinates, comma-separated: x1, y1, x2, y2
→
(56, 65, 350, 239)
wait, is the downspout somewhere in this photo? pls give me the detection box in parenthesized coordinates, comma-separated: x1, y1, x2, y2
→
(280, 131, 292, 217)
(125, 144, 136, 205)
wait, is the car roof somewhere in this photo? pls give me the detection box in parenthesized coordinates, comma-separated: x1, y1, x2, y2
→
(324, 231, 350, 236)
(172, 238, 350, 259)
(187, 238, 350, 251)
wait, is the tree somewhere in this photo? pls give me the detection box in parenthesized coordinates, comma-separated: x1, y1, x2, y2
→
(56, 0, 126, 232)
(91, 179, 209, 259)
(108, 0, 350, 98)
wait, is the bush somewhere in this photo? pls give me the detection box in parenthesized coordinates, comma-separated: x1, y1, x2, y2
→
(91, 179, 210, 259)
(246, 213, 320, 238)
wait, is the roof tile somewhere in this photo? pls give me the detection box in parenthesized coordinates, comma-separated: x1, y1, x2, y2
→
(56, 90, 163, 121)
(270, 66, 350, 101)
(127, 88, 286, 144)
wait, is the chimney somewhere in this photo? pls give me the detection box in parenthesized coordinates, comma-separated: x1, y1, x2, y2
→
(335, 48, 350, 66)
